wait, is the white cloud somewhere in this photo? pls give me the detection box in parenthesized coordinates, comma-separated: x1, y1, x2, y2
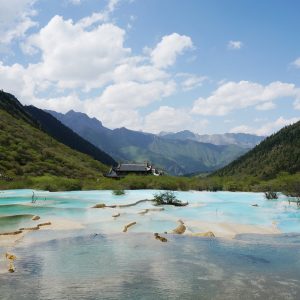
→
(255, 101, 276, 111)
(95, 80, 176, 110)
(227, 40, 243, 50)
(24, 16, 131, 90)
(0, 0, 37, 48)
(143, 106, 208, 133)
(177, 73, 207, 91)
(150, 33, 193, 68)
(230, 116, 299, 136)
(192, 80, 300, 116)
(292, 57, 300, 68)
(113, 62, 168, 83)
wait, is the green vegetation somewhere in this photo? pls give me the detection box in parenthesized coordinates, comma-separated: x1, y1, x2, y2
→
(153, 191, 186, 206)
(215, 121, 300, 179)
(1, 172, 299, 197)
(0, 92, 109, 179)
(112, 189, 125, 195)
(264, 191, 279, 200)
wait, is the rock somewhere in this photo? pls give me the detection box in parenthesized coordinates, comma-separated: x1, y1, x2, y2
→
(32, 215, 40, 221)
(8, 262, 15, 273)
(112, 213, 120, 218)
(154, 233, 168, 242)
(123, 222, 137, 232)
(172, 220, 186, 234)
(92, 203, 106, 208)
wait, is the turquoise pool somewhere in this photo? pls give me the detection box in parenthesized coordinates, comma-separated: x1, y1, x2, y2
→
(0, 189, 299, 234)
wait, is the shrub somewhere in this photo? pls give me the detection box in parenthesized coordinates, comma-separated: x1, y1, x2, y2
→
(153, 191, 187, 206)
(113, 189, 125, 196)
(264, 191, 278, 200)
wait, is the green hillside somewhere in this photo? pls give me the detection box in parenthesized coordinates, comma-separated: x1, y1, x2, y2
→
(0, 91, 108, 179)
(215, 120, 300, 179)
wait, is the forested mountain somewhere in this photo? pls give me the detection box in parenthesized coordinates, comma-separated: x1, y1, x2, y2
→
(215, 120, 300, 179)
(26, 106, 116, 167)
(0, 91, 109, 178)
(48, 110, 248, 175)
(160, 130, 264, 148)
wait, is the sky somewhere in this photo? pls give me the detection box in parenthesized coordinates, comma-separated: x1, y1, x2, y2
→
(0, 0, 300, 135)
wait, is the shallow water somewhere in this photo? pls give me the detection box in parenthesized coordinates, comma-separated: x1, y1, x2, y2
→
(1, 232, 300, 299)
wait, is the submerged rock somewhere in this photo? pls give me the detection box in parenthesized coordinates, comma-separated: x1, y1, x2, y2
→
(8, 262, 15, 273)
(123, 222, 137, 232)
(5, 253, 17, 260)
(5, 253, 16, 273)
(154, 233, 168, 242)
(19, 226, 39, 231)
(37, 222, 51, 227)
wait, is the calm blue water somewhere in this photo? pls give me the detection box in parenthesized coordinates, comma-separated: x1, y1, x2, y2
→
(1, 232, 300, 299)
(1, 190, 300, 299)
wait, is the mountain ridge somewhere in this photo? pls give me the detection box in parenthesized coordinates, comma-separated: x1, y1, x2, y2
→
(47, 109, 252, 175)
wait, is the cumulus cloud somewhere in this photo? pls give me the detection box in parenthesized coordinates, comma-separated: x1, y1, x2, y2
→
(143, 106, 208, 133)
(95, 80, 176, 109)
(177, 73, 207, 91)
(150, 33, 193, 68)
(230, 116, 299, 136)
(227, 40, 243, 50)
(0, 0, 37, 48)
(192, 80, 300, 116)
(255, 101, 276, 111)
(23, 16, 130, 90)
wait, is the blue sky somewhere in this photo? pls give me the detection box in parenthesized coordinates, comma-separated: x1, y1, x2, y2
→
(0, 0, 300, 135)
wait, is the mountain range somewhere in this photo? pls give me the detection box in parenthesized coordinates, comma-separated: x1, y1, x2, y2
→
(1, 90, 298, 183)
(47, 110, 264, 175)
(160, 131, 264, 148)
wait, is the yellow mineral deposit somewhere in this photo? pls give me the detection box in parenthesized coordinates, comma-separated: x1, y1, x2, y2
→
(123, 222, 137, 232)
(172, 220, 186, 234)
(5, 253, 16, 273)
